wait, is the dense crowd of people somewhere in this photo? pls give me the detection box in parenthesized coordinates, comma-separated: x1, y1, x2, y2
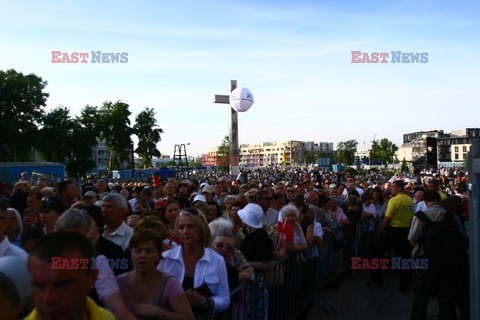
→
(0, 166, 470, 319)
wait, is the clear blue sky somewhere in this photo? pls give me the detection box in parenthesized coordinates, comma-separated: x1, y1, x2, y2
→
(1, 0, 479, 157)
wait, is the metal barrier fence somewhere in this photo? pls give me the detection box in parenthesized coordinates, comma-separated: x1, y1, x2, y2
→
(215, 222, 363, 320)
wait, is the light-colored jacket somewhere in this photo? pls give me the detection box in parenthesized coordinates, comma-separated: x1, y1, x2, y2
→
(157, 246, 230, 313)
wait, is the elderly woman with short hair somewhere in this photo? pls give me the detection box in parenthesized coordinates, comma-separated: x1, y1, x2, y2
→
(5, 208, 23, 247)
(222, 195, 237, 217)
(279, 205, 308, 254)
(209, 218, 254, 283)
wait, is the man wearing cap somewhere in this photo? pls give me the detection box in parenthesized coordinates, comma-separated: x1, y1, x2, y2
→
(202, 185, 216, 204)
(83, 191, 97, 206)
(238, 203, 274, 271)
(19, 172, 29, 183)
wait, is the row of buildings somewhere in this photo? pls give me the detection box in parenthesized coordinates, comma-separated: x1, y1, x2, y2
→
(205, 128, 479, 169)
(208, 141, 335, 167)
(3, 128, 476, 181)
(93, 127, 480, 174)
(396, 128, 480, 168)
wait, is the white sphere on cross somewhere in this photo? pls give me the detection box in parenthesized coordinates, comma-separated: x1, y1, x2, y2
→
(229, 87, 254, 112)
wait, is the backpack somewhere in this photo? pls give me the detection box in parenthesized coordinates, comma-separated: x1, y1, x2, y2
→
(415, 210, 467, 275)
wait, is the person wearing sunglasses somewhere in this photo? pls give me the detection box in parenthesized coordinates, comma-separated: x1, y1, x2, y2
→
(157, 208, 230, 316)
(209, 218, 254, 284)
(39, 196, 66, 234)
(285, 187, 296, 201)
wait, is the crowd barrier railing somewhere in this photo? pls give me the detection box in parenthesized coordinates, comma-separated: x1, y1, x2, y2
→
(214, 222, 366, 320)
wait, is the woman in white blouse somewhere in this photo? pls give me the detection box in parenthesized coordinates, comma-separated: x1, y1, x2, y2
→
(157, 208, 230, 315)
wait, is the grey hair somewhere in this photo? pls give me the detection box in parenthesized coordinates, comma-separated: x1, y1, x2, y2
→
(328, 195, 338, 202)
(7, 208, 23, 235)
(104, 193, 127, 209)
(280, 204, 300, 218)
(208, 217, 233, 244)
(120, 189, 130, 198)
(224, 195, 236, 203)
(99, 192, 111, 201)
(54, 208, 91, 233)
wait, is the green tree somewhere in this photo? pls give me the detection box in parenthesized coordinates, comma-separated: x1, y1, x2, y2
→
(401, 158, 409, 173)
(37, 106, 100, 178)
(217, 135, 229, 172)
(370, 138, 398, 167)
(0, 69, 49, 161)
(316, 150, 326, 158)
(304, 151, 314, 164)
(67, 106, 100, 178)
(99, 101, 133, 172)
(37, 107, 74, 162)
(337, 140, 358, 165)
(133, 108, 163, 168)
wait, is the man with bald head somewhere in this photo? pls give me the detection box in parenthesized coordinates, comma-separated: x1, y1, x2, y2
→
(414, 190, 427, 213)
(304, 191, 319, 206)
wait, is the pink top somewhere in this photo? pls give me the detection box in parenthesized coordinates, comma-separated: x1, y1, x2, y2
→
(116, 272, 184, 310)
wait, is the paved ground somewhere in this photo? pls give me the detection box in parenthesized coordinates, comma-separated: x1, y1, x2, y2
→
(305, 269, 441, 320)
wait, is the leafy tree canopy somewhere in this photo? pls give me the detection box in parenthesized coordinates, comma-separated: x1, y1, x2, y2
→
(336, 140, 358, 165)
(0, 69, 49, 161)
(133, 107, 163, 168)
(370, 138, 398, 166)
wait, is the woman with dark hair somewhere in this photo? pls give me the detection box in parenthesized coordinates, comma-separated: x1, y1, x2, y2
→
(9, 189, 28, 215)
(39, 196, 66, 234)
(117, 228, 194, 320)
(158, 208, 230, 315)
(162, 198, 183, 250)
(206, 201, 222, 223)
(229, 199, 246, 239)
(371, 187, 387, 229)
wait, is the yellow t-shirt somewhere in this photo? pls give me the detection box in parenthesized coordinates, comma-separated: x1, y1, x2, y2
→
(439, 191, 448, 200)
(385, 192, 414, 228)
(24, 297, 115, 320)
